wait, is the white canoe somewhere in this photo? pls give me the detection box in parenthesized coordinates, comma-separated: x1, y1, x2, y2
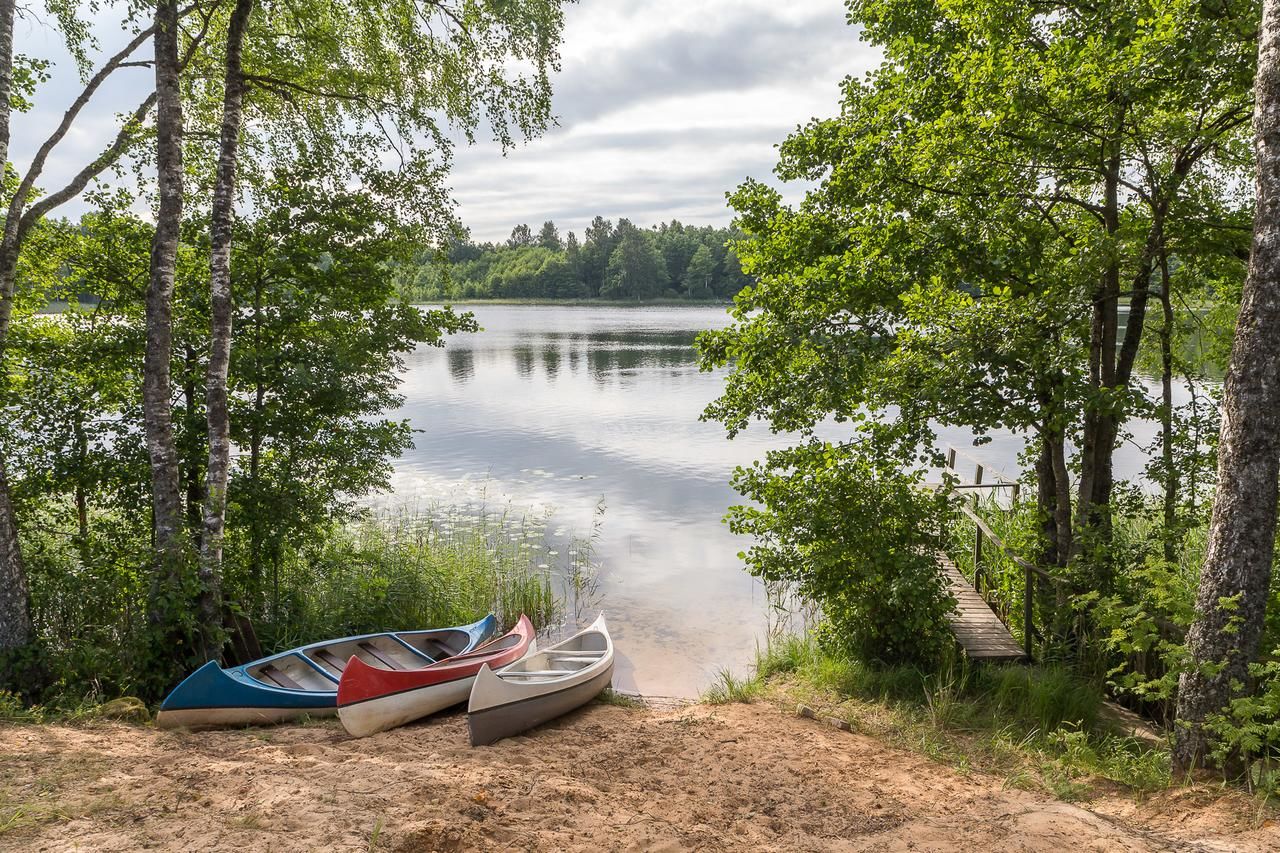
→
(467, 613, 614, 746)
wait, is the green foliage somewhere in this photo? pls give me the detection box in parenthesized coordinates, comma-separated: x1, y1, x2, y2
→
(682, 245, 717, 300)
(757, 633, 1168, 794)
(698, 0, 1252, 686)
(0, 691, 43, 723)
(981, 665, 1102, 734)
(257, 508, 560, 651)
(395, 217, 751, 301)
(18, 501, 562, 705)
(1043, 729, 1171, 796)
(1203, 655, 1280, 785)
(0, 0, 575, 703)
(595, 688, 644, 709)
(726, 439, 956, 666)
(603, 225, 667, 300)
(3, 193, 485, 700)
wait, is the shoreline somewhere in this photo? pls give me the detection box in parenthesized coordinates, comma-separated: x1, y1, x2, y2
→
(2, 696, 1274, 852)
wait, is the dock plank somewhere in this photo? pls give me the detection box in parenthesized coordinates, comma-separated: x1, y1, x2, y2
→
(937, 553, 1025, 662)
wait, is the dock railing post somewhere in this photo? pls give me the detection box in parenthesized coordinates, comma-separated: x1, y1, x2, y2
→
(1024, 562, 1034, 660)
(973, 525, 983, 595)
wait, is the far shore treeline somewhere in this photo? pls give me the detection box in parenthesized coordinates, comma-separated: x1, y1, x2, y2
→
(395, 218, 751, 302)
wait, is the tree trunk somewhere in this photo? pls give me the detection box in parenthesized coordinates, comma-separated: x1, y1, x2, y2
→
(248, 277, 265, 599)
(198, 0, 255, 658)
(144, 0, 189, 607)
(0, 0, 33, 663)
(183, 346, 204, 536)
(1173, 0, 1280, 773)
(1074, 108, 1124, 585)
(0, 0, 11, 173)
(0, 458, 30, 654)
(1036, 431, 1058, 569)
(0, 0, 203, 668)
(1158, 250, 1179, 566)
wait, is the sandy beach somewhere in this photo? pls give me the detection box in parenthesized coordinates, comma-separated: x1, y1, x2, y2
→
(1, 697, 1276, 852)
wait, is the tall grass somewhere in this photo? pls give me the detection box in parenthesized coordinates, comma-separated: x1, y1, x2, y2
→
(702, 668, 762, 704)
(263, 507, 562, 652)
(21, 500, 569, 706)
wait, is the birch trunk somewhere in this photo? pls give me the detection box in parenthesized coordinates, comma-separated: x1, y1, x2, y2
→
(0, 0, 32, 658)
(1158, 251, 1179, 566)
(1173, 0, 1280, 772)
(198, 0, 254, 657)
(144, 0, 189, 601)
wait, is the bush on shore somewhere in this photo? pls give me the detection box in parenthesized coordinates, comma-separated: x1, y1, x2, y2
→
(17, 501, 563, 710)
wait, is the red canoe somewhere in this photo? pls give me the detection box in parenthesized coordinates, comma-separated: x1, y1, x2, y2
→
(337, 615, 535, 737)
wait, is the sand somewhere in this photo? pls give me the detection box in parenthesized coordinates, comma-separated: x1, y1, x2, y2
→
(1, 700, 1276, 852)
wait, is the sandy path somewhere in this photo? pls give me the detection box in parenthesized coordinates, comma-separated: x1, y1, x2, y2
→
(1, 702, 1275, 852)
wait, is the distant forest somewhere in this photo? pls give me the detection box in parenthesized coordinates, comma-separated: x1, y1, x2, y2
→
(395, 218, 752, 301)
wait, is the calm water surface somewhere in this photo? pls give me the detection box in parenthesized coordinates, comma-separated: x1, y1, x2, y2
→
(385, 305, 1184, 697)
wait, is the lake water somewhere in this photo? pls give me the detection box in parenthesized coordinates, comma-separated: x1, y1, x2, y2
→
(385, 304, 1195, 697)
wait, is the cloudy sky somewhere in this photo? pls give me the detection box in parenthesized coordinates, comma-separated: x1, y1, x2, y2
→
(13, 0, 879, 243)
(449, 0, 878, 242)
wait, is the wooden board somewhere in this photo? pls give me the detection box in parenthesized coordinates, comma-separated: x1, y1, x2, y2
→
(936, 554, 1026, 662)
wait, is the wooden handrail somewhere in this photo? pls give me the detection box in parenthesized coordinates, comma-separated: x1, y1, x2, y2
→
(955, 503, 1061, 585)
(923, 481, 1019, 491)
(932, 444, 1063, 660)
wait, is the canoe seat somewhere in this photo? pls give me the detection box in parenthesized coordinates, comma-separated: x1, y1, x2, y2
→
(312, 649, 346, 673)
(545, 649, 606, 658)
(539, 656, 600, 663)
(359, 642, 405, 670)
(417, 640, 452, 660)
(500, 670, 577, 678)
(260, 664, 303, 690)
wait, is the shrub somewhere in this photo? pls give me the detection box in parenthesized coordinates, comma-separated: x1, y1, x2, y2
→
(727, 441, 956, 666)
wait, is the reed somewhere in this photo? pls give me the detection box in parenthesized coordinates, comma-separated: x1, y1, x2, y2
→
(20, 500, 570, 706)
(260, 506, 563, 652)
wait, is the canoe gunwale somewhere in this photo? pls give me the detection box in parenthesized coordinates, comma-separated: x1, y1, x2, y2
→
(466, 614, 614, 747)
(336, 616, 536, 709)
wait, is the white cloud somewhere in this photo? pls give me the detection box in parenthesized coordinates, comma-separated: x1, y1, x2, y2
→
(449, 1, 879, 241)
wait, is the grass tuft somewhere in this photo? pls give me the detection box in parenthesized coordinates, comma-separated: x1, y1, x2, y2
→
(702, 669, 761, 705)
(595, 689, 645, 709)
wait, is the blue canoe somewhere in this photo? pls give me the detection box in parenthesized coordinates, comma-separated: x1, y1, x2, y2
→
(155, 615, 498, 729)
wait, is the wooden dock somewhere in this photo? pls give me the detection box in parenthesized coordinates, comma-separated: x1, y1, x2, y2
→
(937, 553, 1025, 662)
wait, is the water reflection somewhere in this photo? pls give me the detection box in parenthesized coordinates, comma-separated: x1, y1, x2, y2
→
(541, 344, 561, 380)
(446, 348, 474, 383)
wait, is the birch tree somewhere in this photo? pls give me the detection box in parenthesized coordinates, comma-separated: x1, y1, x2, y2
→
(176, 0, 567, 653)
(0, 3, 210, 678)
(198, 0, 254, 660)
(143, 0, 191, 623)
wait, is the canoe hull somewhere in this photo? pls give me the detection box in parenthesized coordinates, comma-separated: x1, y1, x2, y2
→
(155, 704, 337, 729)
(338, 675, 476, 738)
(469, 661, 614, 746)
